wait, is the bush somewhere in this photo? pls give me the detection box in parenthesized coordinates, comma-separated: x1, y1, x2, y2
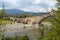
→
(1, 35, 29, 40)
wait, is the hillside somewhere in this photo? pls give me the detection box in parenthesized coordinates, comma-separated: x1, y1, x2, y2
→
(4, 9, 49, 15)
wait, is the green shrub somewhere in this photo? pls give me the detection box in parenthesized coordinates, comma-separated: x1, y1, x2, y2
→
(1, 35, 29, 40)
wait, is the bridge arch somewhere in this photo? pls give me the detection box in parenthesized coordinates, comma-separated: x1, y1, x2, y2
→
(38, 15, 54, 25)
(38, 9, 56, 25)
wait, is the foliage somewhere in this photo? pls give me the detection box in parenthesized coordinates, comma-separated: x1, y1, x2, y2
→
(0, 3, 5, 18)
(0, 12, 4, 18)
(45, 1, 60, 40)
(17, 14, 33, 18)
(1, 35, 29, 40)
(38, 0, 60, 40)
(0, 19, 14, 25)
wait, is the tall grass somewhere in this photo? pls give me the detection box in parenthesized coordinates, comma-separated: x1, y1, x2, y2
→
(1, 35, 29, 40)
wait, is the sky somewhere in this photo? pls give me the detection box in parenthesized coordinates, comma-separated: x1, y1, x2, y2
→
(0, 0, 57, 12)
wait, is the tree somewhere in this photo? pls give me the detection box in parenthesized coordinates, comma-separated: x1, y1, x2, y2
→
(38, 0, 60, 40)
(0, 3, 5, 18)
(44, 0, 60, 40)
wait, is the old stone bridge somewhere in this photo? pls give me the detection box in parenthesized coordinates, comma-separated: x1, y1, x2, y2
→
(9, 9, 56, 25)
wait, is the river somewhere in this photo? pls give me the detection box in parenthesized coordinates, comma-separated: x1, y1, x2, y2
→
(0, 22, 51, 40)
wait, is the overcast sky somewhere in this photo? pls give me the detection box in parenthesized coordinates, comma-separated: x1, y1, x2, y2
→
(0, 0, 57, 12)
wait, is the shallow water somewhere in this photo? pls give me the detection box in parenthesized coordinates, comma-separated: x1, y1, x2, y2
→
(0, 22, 51, 40)
(1, 22, 40, 40)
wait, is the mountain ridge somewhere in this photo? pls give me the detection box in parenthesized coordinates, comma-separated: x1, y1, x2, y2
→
(1, 9, 50, 15)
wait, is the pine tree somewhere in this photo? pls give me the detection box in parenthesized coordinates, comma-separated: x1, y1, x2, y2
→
(0, 3, 5, 18)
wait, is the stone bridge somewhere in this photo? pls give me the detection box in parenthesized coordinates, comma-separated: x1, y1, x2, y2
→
(10, 9, 56, 24)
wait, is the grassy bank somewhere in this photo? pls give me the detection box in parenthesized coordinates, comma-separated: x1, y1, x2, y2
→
(0, 18, 14, 25)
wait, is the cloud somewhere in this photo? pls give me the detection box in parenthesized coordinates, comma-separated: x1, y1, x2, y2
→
(32, 0, 41, 5)
(21, 7, 49, 12)
(0, 0, 57, 12)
